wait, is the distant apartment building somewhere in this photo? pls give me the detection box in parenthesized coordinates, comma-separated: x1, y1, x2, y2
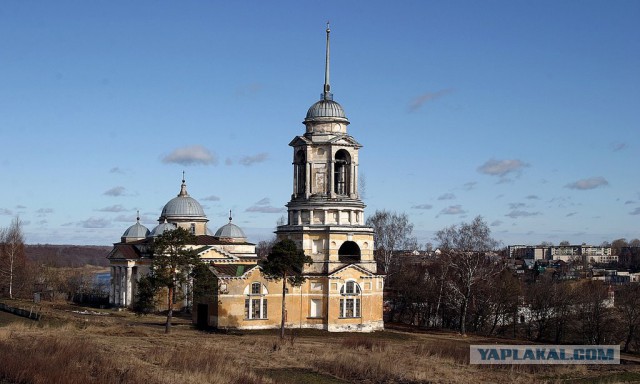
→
(508, 244, 618, 264)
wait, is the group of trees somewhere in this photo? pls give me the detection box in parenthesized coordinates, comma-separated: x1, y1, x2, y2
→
(375, 211, 640, 350)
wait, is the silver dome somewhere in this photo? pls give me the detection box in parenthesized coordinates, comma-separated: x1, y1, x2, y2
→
(148, 221, 177, 237)
(214, 222, 247, 240)
(160, 181, 206, 219)
(305, 99, 346, 120)
(122, 221, 150, 240)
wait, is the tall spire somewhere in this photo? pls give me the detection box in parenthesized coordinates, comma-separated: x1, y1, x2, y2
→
(323, 22, 333, 101)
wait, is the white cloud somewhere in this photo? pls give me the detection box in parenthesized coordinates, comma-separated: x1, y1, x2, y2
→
(477, 158, 529, 177)
(505, 210, 540, 218)
(437, 193, 456, 200)
(104, 186, 126, 196)
(239, 153, 269, 166)
(439, 205, 466, 215)
(408, 88, 453, 112)
(565, 177, 609, 190)
(246, 198, 285, 214)
(79, 217, 111, 228)
(162, 145, 218, 166)
(97, 205, 128, 213)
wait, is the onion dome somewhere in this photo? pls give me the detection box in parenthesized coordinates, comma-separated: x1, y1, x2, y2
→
(214, 212, 247, 242)
(148, 219, 177, 238)
(121, 214, 150, 242)
(160, 179, 206, 220)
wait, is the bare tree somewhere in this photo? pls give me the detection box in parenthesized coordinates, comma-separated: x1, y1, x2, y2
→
(616, 284, 640, 352)
(366, 210, 417, 274)
(435, 216, 501, 335)
(0, 217, 26, 299)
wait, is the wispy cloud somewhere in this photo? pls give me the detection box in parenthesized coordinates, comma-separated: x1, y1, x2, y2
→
(505, 210, 541, 218)
(225, 158, 234, 166)
(35, 208, 54, 217)
(439, 205, 466, 215)
(630, 207, 640, 216)
(477, 158, 529, 178)
(525, 195, 539, 200)
(412, 204, 433, 210)
(566, 212, 577, 217)
(246, 198, 285, 214)
(109, 167, 125, 174)
(235, 82, 264, 97)
(508, 203, 526, 209)
(0, 208, 13, 215)
(239, 153, 269, 166)
(97, 205, 128, 213)
(408, 88, 453, 112)
(15, 205, 27, 209)
(104, 186, 126, 196)
(624, 200, 636, 205)
(490, 220, 503, 227)
(162, 145, 218, 166)
(463, 182, 477, 191)
(612, 142, 627, 152)
(437, 193, 456, 201)
(202, 195, 221, 202)
(79, 217, 110, 228)
(565, 176, 609, 190)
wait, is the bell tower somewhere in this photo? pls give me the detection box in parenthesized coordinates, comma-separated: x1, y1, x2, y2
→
(276, 24, 376, 275)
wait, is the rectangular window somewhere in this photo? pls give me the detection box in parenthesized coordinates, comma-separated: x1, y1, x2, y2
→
(311, 282, 323, 291)
(244, 299, 250, 319)
(345, 299, 354, 317)
(251, 298, 261, 319)
(340, 299, 344, 317)
(310, 299, 322, 317)
(262, 299, 268, 319)
(355, 298, 361, 317)
(251, 283, 261, 294)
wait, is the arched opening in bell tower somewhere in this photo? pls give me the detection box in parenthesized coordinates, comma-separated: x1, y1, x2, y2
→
(334, 149, 351, 195)
(295, 150, 306, 196)
(338, 241, 361, 263)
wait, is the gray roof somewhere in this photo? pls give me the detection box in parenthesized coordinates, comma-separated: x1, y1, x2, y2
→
(122, 221, 150, 239)
(214, 222, 247, 239)
(305, 99, 346, 120)
(148, 221, 177, 237)
(160, 181, 206, 219)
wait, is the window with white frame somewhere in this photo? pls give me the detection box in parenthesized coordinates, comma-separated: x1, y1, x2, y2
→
(339, 281, 361, 318)
(310, 298, 322, 317)
(245, 282, 267, 319)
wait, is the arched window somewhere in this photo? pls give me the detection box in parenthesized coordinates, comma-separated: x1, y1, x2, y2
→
(339, 281, 361, 318)
(338, 241, 361, 263)
(295, 150, 306, 195)
(245, 282, 268, 319)
(334, 150, 351, 195)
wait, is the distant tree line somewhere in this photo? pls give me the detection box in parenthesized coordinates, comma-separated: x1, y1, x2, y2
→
(0, 217, 108, 305)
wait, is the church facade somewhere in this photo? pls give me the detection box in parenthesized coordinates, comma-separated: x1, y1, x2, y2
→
(108, 26, 384, 332)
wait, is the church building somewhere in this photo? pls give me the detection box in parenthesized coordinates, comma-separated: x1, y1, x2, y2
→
(108, 25, 384, 332)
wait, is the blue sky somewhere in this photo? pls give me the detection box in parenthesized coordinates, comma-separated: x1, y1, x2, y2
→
(1, 1, 638, 247)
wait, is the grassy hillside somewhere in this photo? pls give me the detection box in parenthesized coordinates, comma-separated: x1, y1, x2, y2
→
(1, 301, 639, 383)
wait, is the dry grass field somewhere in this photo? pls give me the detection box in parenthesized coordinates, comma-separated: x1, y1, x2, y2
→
(1, 301, 640, 384)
